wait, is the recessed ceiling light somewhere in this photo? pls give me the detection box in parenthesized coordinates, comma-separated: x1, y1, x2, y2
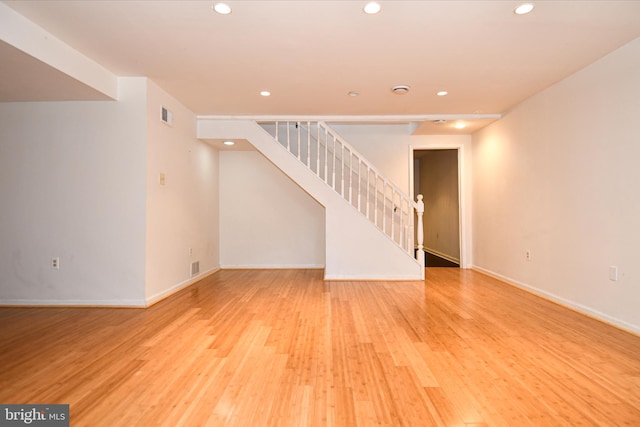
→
(363, 2, 381, 14)
(223, 140, 235, 146)
(391, 85, 410, 95)
(213, 3, 232, 15)
(454, 122, 467, 129)
(348, 91, 360, 97)
(260, 91, 271, 97)
(437, 91, 448, 96)
(514, 3, 534, 15)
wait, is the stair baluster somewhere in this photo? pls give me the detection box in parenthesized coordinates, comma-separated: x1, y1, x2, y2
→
(260, 120, 424, 265)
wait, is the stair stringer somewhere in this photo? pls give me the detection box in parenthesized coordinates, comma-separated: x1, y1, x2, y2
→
(197, 119, 423, 280)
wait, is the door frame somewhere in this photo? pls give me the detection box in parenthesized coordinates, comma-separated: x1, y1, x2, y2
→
(409, 142, 471, 268)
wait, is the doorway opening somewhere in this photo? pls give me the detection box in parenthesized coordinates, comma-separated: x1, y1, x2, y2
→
(413, 149, 460, 268)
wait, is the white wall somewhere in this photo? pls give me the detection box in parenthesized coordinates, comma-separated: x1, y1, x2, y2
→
(0, 2, 118, 100)
(329, 124, 473, 267)
(219, 150, 325, 268)
(0, 77, 147, 305)
(328, 124, 415, 193)
(472, 37, 640, 333)
(145, 80, 220, 304)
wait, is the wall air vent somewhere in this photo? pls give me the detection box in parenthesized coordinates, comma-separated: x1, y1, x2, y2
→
(190, 261, 200, 277)
(161, 106, 173, 126)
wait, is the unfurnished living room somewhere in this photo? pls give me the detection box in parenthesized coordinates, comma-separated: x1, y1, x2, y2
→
(1, 1, 639, 425)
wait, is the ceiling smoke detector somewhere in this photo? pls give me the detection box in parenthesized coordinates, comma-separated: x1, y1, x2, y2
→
(391, 85, 410, 95)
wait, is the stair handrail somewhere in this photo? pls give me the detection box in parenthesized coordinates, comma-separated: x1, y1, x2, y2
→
(260, 120, 423, 260)
(317, 121, 417, 209)
(269, 120, 417, 211)
(313, 122, 417, 255)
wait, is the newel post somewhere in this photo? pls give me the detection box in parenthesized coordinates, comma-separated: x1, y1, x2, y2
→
(416, 194, 425, 269)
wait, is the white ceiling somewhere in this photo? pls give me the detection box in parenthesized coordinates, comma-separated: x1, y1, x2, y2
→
(2, 1, 640, 133)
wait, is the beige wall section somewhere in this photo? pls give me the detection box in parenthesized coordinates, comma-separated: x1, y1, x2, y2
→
(219, 150, 325, 269)
(145, 79, 220, 304)
(0, 78, 147, 305)
(329, 123, 416, 194)
(417, 150, 460, 262)
(472, 37, 640, 333)
(0, 2, 118, 100)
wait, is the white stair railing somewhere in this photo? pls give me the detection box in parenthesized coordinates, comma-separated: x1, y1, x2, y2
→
(259, 120, 424, 265)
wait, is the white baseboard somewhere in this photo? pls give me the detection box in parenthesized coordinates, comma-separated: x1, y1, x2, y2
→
(145, 267, 220, 307)
(220, 264, 325, 269)
(0, 267, 222, 308)
(0, 299, 147, 308)
(472, 265, 640, 336)
(218, 266, 421, 281)
(323, 274, 422, 281)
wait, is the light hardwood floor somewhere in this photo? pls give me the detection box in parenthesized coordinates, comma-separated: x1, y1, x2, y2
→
(1, 268, 639, 426)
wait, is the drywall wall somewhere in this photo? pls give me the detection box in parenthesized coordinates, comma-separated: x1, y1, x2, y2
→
(322, 195, 422, 280)
(417, 149, 460, 262)
(0, 2, 117, 100)
(0, 77, 147, 305)
(472, 37, 640, 333)
(328, 124, 416, 194)
(219, 150, 325, 268)
(328, 124, 472, 268)
(144, 80, 220, 304)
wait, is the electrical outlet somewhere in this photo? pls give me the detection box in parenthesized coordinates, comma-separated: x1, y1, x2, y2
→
(51, 257, 60, 269)
(525, 250, 532, 261)
(189, 247, 193, 257)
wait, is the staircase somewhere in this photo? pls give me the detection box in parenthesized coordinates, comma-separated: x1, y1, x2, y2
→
(197, 119, 425, 280)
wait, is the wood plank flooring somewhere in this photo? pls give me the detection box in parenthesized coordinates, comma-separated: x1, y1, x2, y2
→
(1, 268, 639, 426)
